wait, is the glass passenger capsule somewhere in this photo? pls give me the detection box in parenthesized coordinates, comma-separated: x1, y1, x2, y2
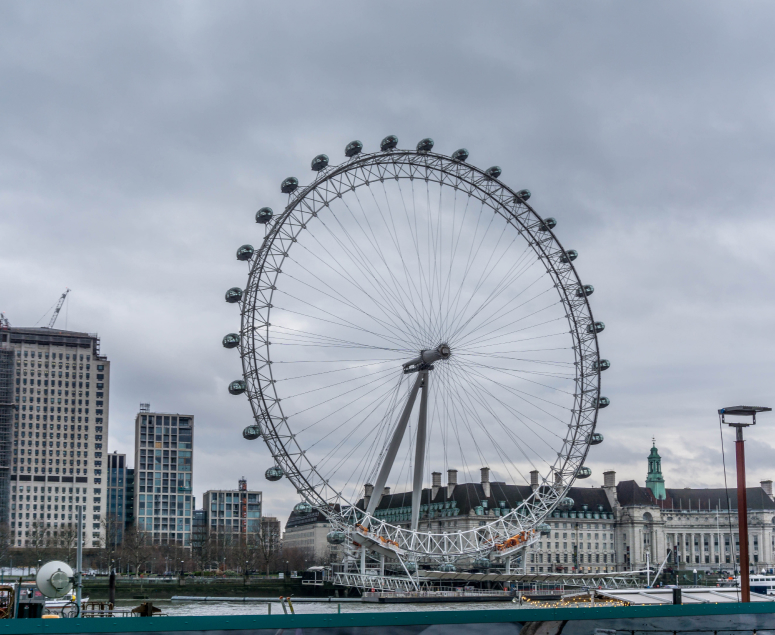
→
(327, 531, 346, 545)
(236, 244, 255, 261)
(575, 284, 594, 298)
(404, 561, 418, 573)
(416, 138, 434, 152)
(225, 287, 243, 303)
(558, 497, 574, 510)
(485, 166, 502, 179)
(539, 217, 557, 231)
(473, 557, 491, 570)
(222, 333, 240, 349)
(587, 321, 605, 334)
(294, 501, 313, 514)
(516, 189, 531, 201)
(281, 177, 299, 194)
(452, 148, 469, 162)
(228, 379, 246, 395)
(598, 396, 611, 408)
(311, 154, 329, 171)
(589, 432, 604, 445)
(560, 250, 578, 263)
(380, 135, 398, 151)
(576, 466, 592, 479)
(242, 425, 261, 440)
(265, 466, 284, 482)
(438, 563, 456, 572)
(256, 207, 274, 224)
(593, 359, 610, 372)
(345, 140, 363, 157)
(538, 523, 552, 535)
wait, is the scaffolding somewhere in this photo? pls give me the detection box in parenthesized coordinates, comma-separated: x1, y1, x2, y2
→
(0, 346, 14, 523)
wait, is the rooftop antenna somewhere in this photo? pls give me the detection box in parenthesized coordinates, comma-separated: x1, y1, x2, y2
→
(719, 405, 772, 603)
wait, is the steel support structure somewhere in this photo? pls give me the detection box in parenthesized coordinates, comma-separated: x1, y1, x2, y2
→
(735, 426, 750, 602)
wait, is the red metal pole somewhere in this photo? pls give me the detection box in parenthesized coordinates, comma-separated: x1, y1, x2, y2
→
(735, 426, 750, 602)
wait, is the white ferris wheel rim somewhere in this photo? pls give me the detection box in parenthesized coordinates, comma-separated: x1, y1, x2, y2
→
(237, 145, 603, 559)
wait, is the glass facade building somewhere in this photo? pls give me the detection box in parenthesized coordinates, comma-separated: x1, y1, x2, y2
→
(106, 452, 127, 548)
(133, 407, 194, 546)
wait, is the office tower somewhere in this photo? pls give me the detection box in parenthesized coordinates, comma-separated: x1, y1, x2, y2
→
(106, 452, 127, 549)
(203, 477, 262, 543)
(0, 326, 109, 548)
(125, 468, 135, 531)
(0, 346, 14, 524)
(133, 406, 194, 546)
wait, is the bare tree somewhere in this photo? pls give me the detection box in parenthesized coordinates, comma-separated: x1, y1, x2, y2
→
(26, 520, 49, 568)
(255, 518, 281, 575)
(49, 524, 78, 565)
(117, 527, 153, 575)
(0, 524, 12, 568)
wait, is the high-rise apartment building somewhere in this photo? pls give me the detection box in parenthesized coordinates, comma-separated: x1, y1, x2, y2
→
(203, 477, 262, 542)
(0, 326, 109, 548)
(133, 406, 194, 546)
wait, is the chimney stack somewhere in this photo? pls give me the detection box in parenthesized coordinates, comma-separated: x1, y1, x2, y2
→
(530, 470, 539, 491)
(364, 483, 374, 510)
(603, 471, 616, 488)
(481, 467, 491, 498)
(432, 472, 442, 498)
(383, 486, 391, 496)
(762, 480, 773, 499)
(447, 469, 458, 498)
(554, 471, 562, 487)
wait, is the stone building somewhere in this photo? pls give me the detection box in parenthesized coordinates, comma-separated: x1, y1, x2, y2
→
(202, 477, 262, 543)
(348, 443, 775, 575)
(1, 326, 110, 548)
(283, 508, 338, 563)
(603, 442, 775, 574)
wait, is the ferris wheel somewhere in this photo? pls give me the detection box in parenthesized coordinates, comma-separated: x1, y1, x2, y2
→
(223, 136, 609, 569)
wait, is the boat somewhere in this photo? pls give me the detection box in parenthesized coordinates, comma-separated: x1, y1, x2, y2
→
(721, 574, 775, 596)
(45, 595, 89, 609)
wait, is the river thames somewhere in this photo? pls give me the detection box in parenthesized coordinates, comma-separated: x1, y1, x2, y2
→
(113, 598, 526, 616)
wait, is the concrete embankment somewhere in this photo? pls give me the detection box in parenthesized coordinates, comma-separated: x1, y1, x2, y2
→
(83, 578, 346, 601)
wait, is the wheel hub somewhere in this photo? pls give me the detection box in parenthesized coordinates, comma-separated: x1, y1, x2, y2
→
(402, 344, 451, 374)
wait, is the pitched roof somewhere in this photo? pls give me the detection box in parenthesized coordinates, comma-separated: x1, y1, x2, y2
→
(356, 481, 614, 515)
(614, 480, 775, 512)
(661, 487, 775, 512)
(357, 482, 537, 515)
(617, 480, 659, 507)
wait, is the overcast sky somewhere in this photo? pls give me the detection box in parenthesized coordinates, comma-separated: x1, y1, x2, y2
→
(3, 1, 775, 527)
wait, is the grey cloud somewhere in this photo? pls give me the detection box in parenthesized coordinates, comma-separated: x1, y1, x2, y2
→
(3, 0, 775, 525)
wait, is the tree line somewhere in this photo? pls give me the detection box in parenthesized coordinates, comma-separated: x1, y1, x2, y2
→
(0, 520, 323, 575)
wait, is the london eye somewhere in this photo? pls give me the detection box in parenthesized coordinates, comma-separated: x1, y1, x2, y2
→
(223, 136, 609, 571)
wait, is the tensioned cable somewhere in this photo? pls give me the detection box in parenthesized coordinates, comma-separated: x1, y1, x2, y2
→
(324, 195, 428, 347)
(297, 217, 425, 348)
(718, 415, 739, 599)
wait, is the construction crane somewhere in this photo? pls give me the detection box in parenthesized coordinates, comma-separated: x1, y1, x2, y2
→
(46, 288, 70, 329)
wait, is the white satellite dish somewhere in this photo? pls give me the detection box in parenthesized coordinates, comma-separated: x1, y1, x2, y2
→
(36, 561, 74, 598)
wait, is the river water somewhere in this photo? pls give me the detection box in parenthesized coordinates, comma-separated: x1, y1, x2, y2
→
(113, 598, 531, 616)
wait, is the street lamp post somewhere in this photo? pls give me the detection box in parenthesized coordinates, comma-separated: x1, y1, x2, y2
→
(719, 405, 772, 603)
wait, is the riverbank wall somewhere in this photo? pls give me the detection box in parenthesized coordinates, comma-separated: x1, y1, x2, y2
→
(82, 578, 345, 601)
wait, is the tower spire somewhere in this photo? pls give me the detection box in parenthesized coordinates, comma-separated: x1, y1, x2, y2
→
(646, 439, 666, 500)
